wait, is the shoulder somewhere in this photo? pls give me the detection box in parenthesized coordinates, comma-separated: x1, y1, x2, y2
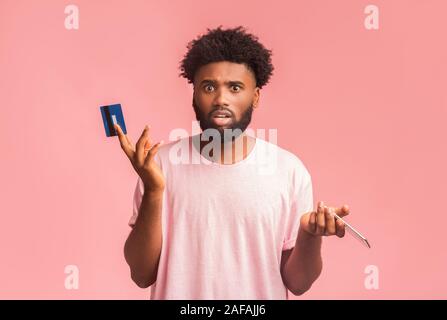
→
(255, 137, 311, 177)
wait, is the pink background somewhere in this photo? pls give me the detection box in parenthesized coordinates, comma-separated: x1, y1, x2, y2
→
(1, 0, 446, 299)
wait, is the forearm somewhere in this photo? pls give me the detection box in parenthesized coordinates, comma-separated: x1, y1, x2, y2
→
(282, 227, 323, 295)
(124, 190, 163, 288)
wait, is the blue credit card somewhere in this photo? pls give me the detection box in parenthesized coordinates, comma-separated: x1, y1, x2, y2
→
(100, 103, 127, 137)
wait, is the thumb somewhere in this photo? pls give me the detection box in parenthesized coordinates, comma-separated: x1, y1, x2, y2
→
(337, 204, 350, 217)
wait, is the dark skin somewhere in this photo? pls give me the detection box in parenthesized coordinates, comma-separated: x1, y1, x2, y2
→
(193, 61, 260, 164)
(193, 61, 349, 295)
(116, 60, 349, 293)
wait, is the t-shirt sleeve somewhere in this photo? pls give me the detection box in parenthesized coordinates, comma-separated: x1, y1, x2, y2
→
(128, 152, 162, 228)
(282, 164, 314, 251)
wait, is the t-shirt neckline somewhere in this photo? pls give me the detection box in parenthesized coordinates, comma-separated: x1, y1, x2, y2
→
(190, 134, 259, 168)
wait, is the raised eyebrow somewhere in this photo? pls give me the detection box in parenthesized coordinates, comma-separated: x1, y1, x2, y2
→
(228, 81, 245, 87)
(200, 80, 245, 87)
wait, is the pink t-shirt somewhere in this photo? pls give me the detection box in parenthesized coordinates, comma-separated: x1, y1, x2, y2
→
(129, 134, 313, 299)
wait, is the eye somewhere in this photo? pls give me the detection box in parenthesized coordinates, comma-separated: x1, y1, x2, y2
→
(231, 85, 241, 92)
(204, 84, 214, 92)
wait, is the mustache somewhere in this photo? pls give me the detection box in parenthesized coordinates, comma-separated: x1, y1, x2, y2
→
(192, 99, 234, 120)
(192, 98, 254, 143)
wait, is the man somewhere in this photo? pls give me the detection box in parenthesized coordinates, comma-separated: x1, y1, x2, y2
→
(115, 26, 350, 299)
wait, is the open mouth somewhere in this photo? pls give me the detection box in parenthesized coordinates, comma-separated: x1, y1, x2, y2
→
(210, 110, 233, 127)
(210, 111, 232, 127)
(211, 116, 232, 127)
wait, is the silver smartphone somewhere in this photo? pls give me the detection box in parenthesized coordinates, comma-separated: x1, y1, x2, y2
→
(333, 212, 371, 249)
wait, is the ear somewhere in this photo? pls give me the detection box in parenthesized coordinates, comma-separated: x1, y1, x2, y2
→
(252, 87, 260, 109)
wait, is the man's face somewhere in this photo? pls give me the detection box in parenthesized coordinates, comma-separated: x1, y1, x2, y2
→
(192, 61, 260, 143)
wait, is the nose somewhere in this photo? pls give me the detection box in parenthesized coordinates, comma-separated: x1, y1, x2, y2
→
(213, 87, 230, 108)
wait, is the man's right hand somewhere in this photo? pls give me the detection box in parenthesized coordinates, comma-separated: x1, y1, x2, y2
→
(115, 124, 165, 193)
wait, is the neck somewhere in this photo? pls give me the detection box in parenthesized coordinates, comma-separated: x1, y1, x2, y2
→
(199, 132, 254, 164)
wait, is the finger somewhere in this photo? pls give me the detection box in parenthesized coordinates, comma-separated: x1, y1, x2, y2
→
(125, 132, 134, 148)
(144, 134, 153, 152)
(114, 124, 135, 152)
(136, 125, 150, 165)
(143, 138, 153, 158)
(336, 218, 346, 238)
(308, 211, 317, 235)
(325, 207, 336, 236)
(334, 204, 350, 218)
(316, 201, 325, 235)
(115, 124, 134, 146)
(144, 136, 156, 153)
(114, 124, 134, 159)
(144, 140, 164, 165)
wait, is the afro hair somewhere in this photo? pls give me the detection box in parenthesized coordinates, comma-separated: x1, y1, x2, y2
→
(179, 25, 274, 89)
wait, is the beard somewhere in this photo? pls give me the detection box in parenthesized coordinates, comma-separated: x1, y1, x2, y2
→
(192, 98, 254, 144)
